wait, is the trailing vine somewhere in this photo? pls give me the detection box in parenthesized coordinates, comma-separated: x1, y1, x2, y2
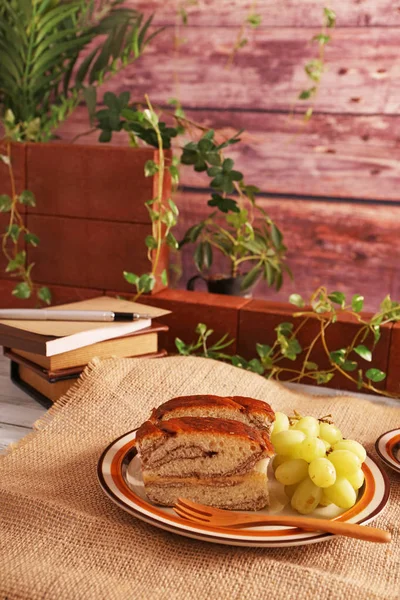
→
(225, 1, 262, 69)
(0, 137, 50, 303)
(175, 287, 400, 399)
(297, 7, 336, 121)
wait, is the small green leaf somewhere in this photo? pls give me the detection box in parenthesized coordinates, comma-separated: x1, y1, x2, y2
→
(196, 323, 207, 336)
(169, 166, 180, 185)
(24, 233, 40, 246)
(275, 322, 294, 337)
(37, 286, 52, 305)
(256, 343, 271, 359)
(161, 269, 168, 286)
(138, 273, 156, 293)
(145, 235, 158, 250)
(329, 349, 346, 365)
(247, 358, 264, 375)
(324, 7, 336, 28)
(328, 291, 346, 306)
(353, 345, 372, 362)
(19, 190, 36, 207)
(231, 355, 246, 369)
(166, 232, 178, 249)
(203, 241, 213, 269)
(246, 13, 262, 27)
(366, 368, 386, 382)
(312, 33, 331, 45)
(305, 361, 319, 370)
(168, 198, 179, 216)
(352, 294, 364, 312)
(241, 265, 262, 290)
(342, 360, 358, 372)
(123, 271, 139, 285)
(0, 194, 12, 212)
(144, 160, 159, 177)
(175, 337, 189, 355)
(271, 224, 283, 248)
(6, 251, 26, 272)
(12, 282, 31, 299)
(315, 372, 334, 385)
(289, 293, 305, 307)
(194, 243, 205, 271)
(6, 224, 20, 242)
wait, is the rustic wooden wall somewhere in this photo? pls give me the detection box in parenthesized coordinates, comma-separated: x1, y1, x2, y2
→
(56, 0, 400, 311)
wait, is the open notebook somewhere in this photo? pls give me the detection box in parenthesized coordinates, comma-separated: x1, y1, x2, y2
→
(0, 296, 170, 356)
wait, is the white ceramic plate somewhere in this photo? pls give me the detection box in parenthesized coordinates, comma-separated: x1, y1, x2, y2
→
(375, 428, 400, 474)
(98, 430, 390, 548)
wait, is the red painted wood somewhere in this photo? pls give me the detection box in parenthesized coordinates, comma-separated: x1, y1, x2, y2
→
(135, 288, 251, 354)
(26, 215, 168, 293)
(26, 143, 172, 223)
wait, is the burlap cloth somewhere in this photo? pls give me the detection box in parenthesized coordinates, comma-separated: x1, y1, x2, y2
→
(0, 356, 399, 600)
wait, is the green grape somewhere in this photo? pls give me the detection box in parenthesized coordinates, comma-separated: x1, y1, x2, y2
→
(321, 439, 331, 452)
(271, 430, 306, 457)
(284, 483, 298, 500)
(298, 436, 326, 463)
(328, 450, 361, 476)
(319, 492, 332, 507)
(291, 477, 322, 515)
(347, 468, 365, 490)
(333, 439, 366, 463)
(319, 422, 342, 445)
(324, 477, 357, 509)
(272, 411, 289, 434)
(272, 454, 290, 472)
(308, 457, 336, 488)
(275, 459, 309, 485)
(294, 416, 320, 437)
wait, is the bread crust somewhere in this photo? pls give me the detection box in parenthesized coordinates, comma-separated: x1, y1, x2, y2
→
(152, 394, 275, 423)
(137, 416, 274, 454)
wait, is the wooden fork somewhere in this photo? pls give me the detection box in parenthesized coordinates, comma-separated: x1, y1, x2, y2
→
(174, 498, 391, 543)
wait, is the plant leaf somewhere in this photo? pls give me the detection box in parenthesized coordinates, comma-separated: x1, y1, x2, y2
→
(366, 368, 386, 382)
(37, 286, 52, 305)
(353, 344, 372, 362)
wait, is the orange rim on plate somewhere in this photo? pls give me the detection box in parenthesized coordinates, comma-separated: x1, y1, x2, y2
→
(98, 430, 390, 548)
(375, 428, 400, 474)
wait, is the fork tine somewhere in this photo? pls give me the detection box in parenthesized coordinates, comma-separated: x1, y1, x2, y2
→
(177, 498, 220, 516)
(173, 506, 209, 523)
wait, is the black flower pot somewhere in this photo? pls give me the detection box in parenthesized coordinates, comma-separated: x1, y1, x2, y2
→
(186, 274, 254, 297)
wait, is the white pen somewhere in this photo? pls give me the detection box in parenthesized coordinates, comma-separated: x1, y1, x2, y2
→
(0, 309, 152, 322)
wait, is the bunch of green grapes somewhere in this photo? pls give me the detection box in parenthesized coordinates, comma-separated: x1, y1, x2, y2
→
(271, 412, 366, 515)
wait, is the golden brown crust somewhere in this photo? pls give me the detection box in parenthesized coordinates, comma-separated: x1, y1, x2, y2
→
(137, 416, 274, 455)
(231, 396, 275, 422)
(152, 394, 274, 422)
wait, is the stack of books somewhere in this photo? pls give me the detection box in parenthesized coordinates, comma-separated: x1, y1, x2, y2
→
(0, 297, 170, 406)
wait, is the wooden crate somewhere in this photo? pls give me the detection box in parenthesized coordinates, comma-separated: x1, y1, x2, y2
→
(0, 142, 171, 300)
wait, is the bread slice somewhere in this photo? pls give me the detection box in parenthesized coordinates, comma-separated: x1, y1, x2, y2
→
(136, 417, 274, 510)
(151, 394, 275, 434)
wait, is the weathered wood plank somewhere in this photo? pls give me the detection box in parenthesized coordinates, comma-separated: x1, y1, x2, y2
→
(173, 191, 400, 311)
(57, 107, 400, 201)
(0, 422, 31, 452)
(93, 27, 400, 115)
(135, 0, 400, 27)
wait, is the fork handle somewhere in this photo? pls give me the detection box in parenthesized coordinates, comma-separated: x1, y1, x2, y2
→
(234, 515, 391, 543)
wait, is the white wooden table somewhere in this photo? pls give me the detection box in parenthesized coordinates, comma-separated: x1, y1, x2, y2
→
(0, 354, 398, 452)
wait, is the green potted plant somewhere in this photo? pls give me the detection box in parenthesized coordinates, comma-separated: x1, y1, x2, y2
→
(180, 204, 289, 297)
